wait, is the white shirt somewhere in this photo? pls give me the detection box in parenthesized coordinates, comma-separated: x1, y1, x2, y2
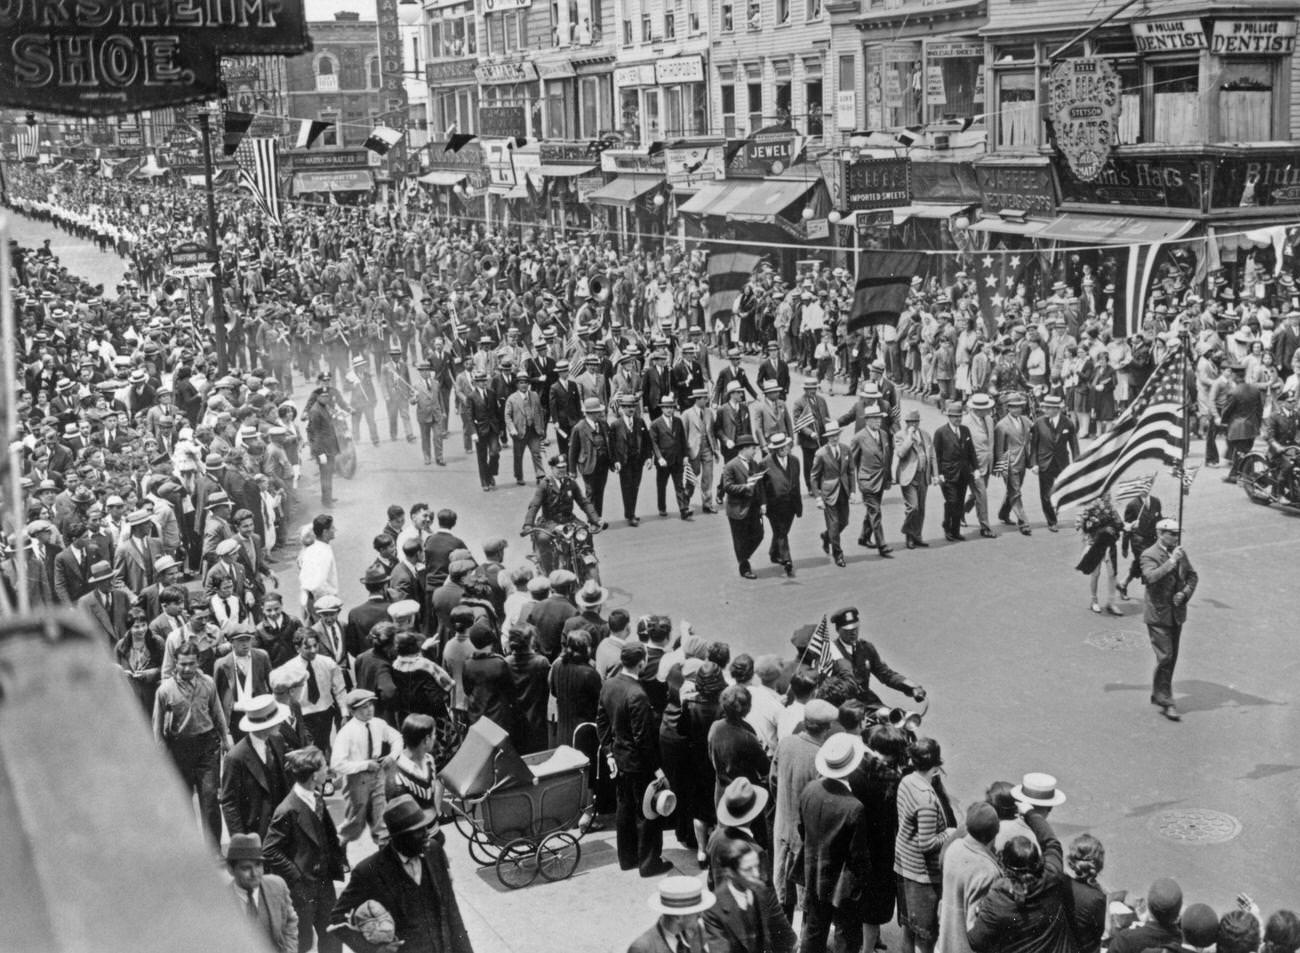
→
(777, 700, 806, 741)
(743, 682, 785, 754)
(273, 654, 347, 716)
(330, 715, 402, 776)
(298, 540, 339, 610)
(292, 783, 320, 814)
(727, 883, 753, 912)
(249, 734, 268, 764)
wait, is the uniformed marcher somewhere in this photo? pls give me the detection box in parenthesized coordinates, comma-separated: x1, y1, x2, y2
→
(522, 454, 606, 575)
(721, 435, 766, 579)
(1140, 518, 1198, 722)
(810, 423, 852, 567)
(823, 607, 927, 710)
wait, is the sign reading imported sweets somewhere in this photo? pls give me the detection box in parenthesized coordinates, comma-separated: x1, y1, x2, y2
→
(974, 162, 1057, 217)
(1130, 19, 1207, 52)
(0, 0, 311, 116)
(844, 158, 912, 210)
(1210, 19, 1297, 55)
(1048, 58, 1121, 183)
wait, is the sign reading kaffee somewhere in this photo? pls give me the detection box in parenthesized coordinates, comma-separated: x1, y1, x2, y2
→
(0, 0, 312, 116)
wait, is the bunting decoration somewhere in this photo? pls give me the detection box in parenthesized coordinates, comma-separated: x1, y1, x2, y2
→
(363, 126, 403, 156)
(295, 119, 333, 149)
(222, 111, 253, 157)
(445, 133, 478, 153)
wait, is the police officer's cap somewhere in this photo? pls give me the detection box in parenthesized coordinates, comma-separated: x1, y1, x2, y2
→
(830, 607, 860, 628)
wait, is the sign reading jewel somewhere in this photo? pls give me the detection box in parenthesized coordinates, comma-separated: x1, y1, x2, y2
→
(1048, 57, 1121, 183)
(0, 0, 311, 117)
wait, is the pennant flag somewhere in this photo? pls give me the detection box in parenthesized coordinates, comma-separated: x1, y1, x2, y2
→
(647, 141, 665, 157)
(295, 119, 332, 149)
(896, 126, 922, 148)
(16, 122, 39, 160)
(364, 126, 403, 155)
(802, 614, 835, 675)
(1112, 471, 1157, 503)
(222, 111, 253, 156)
(445, 133, 477, 153)
(707, 252, 763, 330)
(510, 136, 529, 149)
(236, 137, 282, 227)
(1050, 347, 1188, 512)
(1168, 462, 1200, 492)
(848, 251, 927, 331)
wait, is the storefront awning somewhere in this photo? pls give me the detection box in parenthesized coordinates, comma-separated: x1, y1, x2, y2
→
(969, 217, 1050, 237)
(418, 170, 466, 186)
(537, 164, 596, 178)
(502, 184, 529, 199)
(586, 174, 661, 207)
(679, 179, 816, 222)
(1036, 213, 1194, 245)
(292, 170, 373, 193)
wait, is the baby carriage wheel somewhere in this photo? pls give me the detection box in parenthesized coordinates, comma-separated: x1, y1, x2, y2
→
(467, 829, 502, 867)
(496, 837, 540, 889)
(537, 832, 582, 882)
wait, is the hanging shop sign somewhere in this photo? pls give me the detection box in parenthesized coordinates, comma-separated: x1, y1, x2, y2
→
(614, 64, 657, 88)
(376, 0, 409, 178)
(0, 0, 310, 116)
(1047, 57, 1122, 183)
(541, 142, 592, 164)
(727, 131, 804, 178)
(426, 60, 478, 83)
(475, 61, 538, 84)
(478, 105, 528, 139)
(975, 161, 1057, 216)
(836, 90, 856, 130)
(576, 174, 605, 202)
(655, 56, 704, 85)
(291, 149, 372, 170)
(1209, 19, 1297, 55)
(426, 138, 485, 169)
(600, 147, 665, 174)
(844, 157, 912, 210)
(1130, 19, 1207, 53)
(482, 0, 532, 9)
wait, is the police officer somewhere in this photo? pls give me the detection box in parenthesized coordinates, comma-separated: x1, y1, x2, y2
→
(521, 454, 607, 575)
(824, 607, 927, 711)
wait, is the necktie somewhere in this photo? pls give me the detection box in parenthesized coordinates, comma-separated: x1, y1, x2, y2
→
(365, 723, 373, 760)
(244, 888, 258, 919)
(306, 658, 321, 703)
(676, 936, 690, 953)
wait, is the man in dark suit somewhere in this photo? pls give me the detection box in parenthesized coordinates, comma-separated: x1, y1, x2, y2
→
(225, 833, 299, 953)
(220, 695, 291, 839)
(24, 519, 60, 605)
(77, 560, 132, 644)
(791, 379, 830, 494)
(721, 436, 766, 579)
(713, 347, 759, 406)
(1271, 308, 1300, 380)
(597, 641, 672, 877)
(344, 567, 394, 660)
(467, 369, 503, 490)
(933, 400, 979, 542)
(568, 397, 613, 518)
(703, 838, 797, 953)
(715, 382, 753, 463)
(798, 733, 872, 953)
(306, 388, 341, 507)
(649, 398, 692, 520)
(610, 394, 651, 527)
(256, 594, 304, 669)
(1219, 362, 1264, 483)
(548, 359, 582, 458)
(330, 795, 474, 953)
(1140, 518, 1198, 722)
(810, 424, 852, 567)
(756, 340, 791, 400)
(848, 404, 893, 558)
(54, 519, 94, 604)
(762, 434, 802, 577)
(1027, 393, 1079, 531)
(264, 746, 349, 953)
(421, 509, 467, 589)
(642, 350, 671, 420)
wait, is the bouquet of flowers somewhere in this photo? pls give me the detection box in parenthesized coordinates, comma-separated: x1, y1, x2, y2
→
(1077, 495, 1122, 539)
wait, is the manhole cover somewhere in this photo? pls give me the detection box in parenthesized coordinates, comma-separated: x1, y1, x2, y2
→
(1084, 630, 1148, 651)
(1149, 809, 1242, 844)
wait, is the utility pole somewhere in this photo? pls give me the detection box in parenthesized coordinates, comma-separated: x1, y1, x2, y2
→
(195, 109, 228, 375)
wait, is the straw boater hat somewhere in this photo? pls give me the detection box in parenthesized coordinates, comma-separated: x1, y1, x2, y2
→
(815, 732, 865, 779)
(648, 877, 715, 916)
(237, 695, 290, 734)
(1012, 772, 1067, 807)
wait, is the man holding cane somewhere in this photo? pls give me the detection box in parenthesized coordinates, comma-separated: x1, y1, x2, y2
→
(1140, 518, 1198, 722)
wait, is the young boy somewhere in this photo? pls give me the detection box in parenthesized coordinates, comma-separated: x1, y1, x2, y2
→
(330, 688, 403, 849)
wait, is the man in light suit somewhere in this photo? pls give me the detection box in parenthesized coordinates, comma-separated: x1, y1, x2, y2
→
(77, 560, 132, 644)
(791, 378, 830, 495)
(962, 394, 999, 538)
(895, 409, 935, 549)
(763, 434, 802, 577)
(848, 404, 893, 558)
(932, 400, 979, 543)
(993, 393, 1033, 535)
(504, 370, 547, 485)
(214, 627, 273, 740)
(1027, 393, 1079, 532)
(751, 381, 793, 453)
(410, 360, 446, 467)
(810, 423, 852, 567)
(681, 388, 719, 514)
(114, 509, 164, 591)
(225, 833, 298, 953)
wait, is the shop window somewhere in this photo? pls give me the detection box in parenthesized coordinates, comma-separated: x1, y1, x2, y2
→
(924, 46, 983, 125)
(721, 83, 737, 136)
(642, 88, 661, 139)
(805, 79, 823, 136)
(777, 0, 790, 25)
(620, 87, 641, 140)
(1217, 59, 1275, 142)
(747, 82, 763, 132)
(721, 0, 733, 32)
(871, 44, 923, 129)
(995, 69, 1038, 149)
(1148, 60, 1200, 144)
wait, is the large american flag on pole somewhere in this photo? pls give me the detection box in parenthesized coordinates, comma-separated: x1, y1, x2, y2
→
(235, 137, 282, 227)
(1050, 346, 1187, 512)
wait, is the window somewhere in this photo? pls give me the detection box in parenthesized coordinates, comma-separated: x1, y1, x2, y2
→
(620, 87, 640, 140)
(805, 79, 823, 136)
(623, 18, 632, 44)
(551, 0, 564, 45)
(748, 1, 761, 30)
(664, 85, 683, 136)
(747, 81, 763, 132)
(366, 55, 381, 90)
(319, 111, 339, 146)
(1149, 60, 1200, 144)
(721, 0, 733, 32)
(665, 11, 675, 38)
(431, 8, 475, 58)
(641, 11, 652, 40)
(721, 83, 736, 136)
(806, 0, 821, 20)
(777, 0, 789, 24)
(546, 79, 574, 137)
(314, 53, 338, 92)
(868, 43, 923, 129)
(775, 79, 791, 122)
(410, 36, 420, 72)
(1217, 59, 1274, 142)
(643, 88, 661, 138)
(995, 70, 1038, 149)
(924, 41, 983, 126)
(687, 0, 700, 33)
(580, 74, 613, 137)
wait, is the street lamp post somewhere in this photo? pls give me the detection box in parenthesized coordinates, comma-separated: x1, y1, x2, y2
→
(194, 109, 228, 375)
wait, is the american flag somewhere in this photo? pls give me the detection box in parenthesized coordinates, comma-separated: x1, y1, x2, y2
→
(793, 408, 817, 434)
(16, 122, 38, 160)
(1169, 462, 1200, 492)
(1112, 472, 1156, 503)
(1051, 346, 1187, 512)
(683, 461, 698, 489)
(235, 137, 282, 227)
(973, 244, 1030, 337)
(801, 614, 835, 675)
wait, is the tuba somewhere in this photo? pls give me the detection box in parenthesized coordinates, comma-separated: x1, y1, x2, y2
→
(589, 273, 610, 302)
(481, 256, 500, 279)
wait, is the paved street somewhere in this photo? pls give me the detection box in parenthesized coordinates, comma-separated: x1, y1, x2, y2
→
(8, 214, 129, 292)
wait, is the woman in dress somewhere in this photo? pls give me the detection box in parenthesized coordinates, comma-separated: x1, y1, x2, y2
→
(1075, 495, 1123, 616)
(681, 661, 726, 863)
(549, 631, 601, 752)
(1090, 350, 1117, 434)
(706, 685, 770, 843)
(390, 630, 461, 767)
(1066, 834, 1107, 953)
(115, 606, 164, 717)
(852, 724, 910, 953)
(385, 713, 443, 817)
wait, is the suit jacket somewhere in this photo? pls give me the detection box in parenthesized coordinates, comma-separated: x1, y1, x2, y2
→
(389, 560, 424, 609)
(466, 387, 502, 438)
(549, 379, 582, 436)
(411, 375, 446, 426)
(569, 417, 612, 476)
(810, 441, 853, 507)
(1028, 414, 1080, 470)
(848, 427, 892, 494)
(763, 452, 803, 516)
(263, 790, 348, 890)
(964, 412, 997, 478)
(1220, 382, 1265, 441)
(682, 405, 718, 460)
(751, 400, 793, 451)
(214, 650, 273, 722)
(1140, 540, 1199, 626)
(114, 535, 164, 592)
(504, 388, 546, 438)
(756, 358, 791, 397)
(25, 544, 59, 606)
(932, 423, 977, 481)
(790, 393, 830, 449)
(219, 733, 289, 838)
(894, 426, 935, 486)
(992, 414, 1031, 474)
(649, 414, 687, 466)
(306, 402, 340, 458)
(343, 599, 392, 659)
(721, 455, 766, 521)
(77, 588, 132, 644)
(714, 364, 758, 404)
(628, 924, 709, 953)
(715, 402, 752, 449)
(230, 874, 297, 953)
(642, 364, 670, 412)
(54, 545, 92, 604)
(596, 672, 660, 775)
(798, 778, 871, 907)
(331, 840, 473, 953)
(610, 413, 651, 469)
(702, 881, 797, 953)
(422, 531, 467, 585)
(256, 614, 304, 669)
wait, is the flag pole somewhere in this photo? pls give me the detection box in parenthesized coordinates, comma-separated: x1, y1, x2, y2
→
(1176, 316, 1193, 530)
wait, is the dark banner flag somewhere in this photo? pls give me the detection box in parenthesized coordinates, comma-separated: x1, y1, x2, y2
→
(848, 251, 926, 331)
(707, 252, 763, 327)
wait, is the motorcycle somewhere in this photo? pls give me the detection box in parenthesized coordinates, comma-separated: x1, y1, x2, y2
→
(526, 522, 603, 585)
(1238, 445, 1300, 508)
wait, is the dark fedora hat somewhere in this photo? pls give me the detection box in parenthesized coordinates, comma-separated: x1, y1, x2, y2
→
(383, 794, 436, 836)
